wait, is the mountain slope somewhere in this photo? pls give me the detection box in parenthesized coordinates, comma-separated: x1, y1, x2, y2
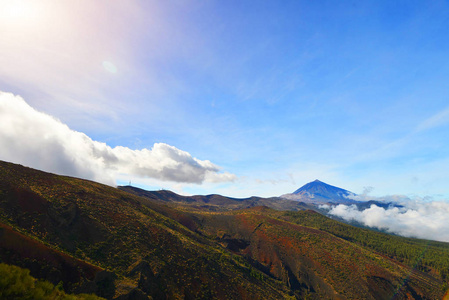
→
(187, 207, 445, 299)
(0, 161, 291, 299)
(121, 184, 449, 298)
(0, 221, 103, 294)
(280, 210, 449, 283)
(1, 160, 448, 299)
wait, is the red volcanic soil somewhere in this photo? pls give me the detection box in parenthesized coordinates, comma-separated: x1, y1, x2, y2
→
(197, 208, 443, 299)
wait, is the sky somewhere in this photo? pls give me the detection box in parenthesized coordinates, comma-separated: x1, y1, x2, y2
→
(1, 0, 449, 201)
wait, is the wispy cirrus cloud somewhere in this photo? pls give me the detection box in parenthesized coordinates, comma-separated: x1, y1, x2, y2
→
(415, 105, 449, 132)
(0, 91, 235, 185)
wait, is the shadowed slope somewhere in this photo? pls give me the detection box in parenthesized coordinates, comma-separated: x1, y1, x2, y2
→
(0, 221, 102, 292)
(0, 161, 291, 299)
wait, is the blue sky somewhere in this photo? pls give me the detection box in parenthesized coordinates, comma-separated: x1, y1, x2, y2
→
(1, 0, 449, 199)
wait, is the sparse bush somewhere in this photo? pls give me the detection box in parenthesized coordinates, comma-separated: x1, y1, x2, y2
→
(0, 263, 104, 300)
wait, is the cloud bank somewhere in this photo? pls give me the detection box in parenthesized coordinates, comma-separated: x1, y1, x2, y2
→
(327, 200, 449, 242)
(0, 91, 236, 185)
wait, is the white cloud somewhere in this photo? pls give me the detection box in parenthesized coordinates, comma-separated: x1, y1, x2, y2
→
(328, 199, 449, 242)
(0, 91, 236, 185)
(318, 204, 331, 210)
(345, 187, 412, 202)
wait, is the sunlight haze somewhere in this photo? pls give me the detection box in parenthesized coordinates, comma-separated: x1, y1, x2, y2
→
(1, 0, 449, 200)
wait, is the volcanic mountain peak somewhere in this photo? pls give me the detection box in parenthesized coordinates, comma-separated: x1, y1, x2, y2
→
(294, 179, 352, 195)
(282, 179, 358, 204)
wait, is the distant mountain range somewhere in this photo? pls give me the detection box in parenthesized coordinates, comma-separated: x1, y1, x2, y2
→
(118, 185, 315, 212)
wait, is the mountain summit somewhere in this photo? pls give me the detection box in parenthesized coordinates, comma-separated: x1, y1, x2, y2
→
(281, 180, 357, 204)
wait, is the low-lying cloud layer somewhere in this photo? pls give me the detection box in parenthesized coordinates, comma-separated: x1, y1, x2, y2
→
(0, 91, 236, 186)
(326, 199, 449, 243)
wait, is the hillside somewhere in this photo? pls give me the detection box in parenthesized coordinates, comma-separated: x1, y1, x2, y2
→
(193, 208, 445, 299)
(1, 160, 448, 299)
(0, 161, 291, 299)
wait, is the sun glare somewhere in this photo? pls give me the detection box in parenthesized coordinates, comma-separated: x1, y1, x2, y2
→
(7, 2, 31, 18)
(0, 0, 42, 26)
(1, 1, 33, 18)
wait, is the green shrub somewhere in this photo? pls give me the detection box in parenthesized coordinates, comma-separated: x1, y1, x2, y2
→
(0, 263, 104, 300)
